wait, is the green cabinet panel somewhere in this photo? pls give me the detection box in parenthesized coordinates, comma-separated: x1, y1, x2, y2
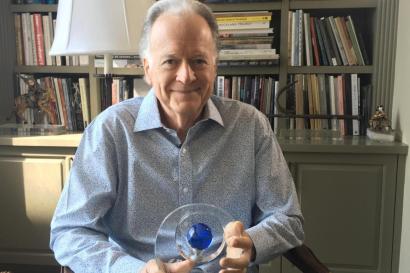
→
(283, 151, 401, 273)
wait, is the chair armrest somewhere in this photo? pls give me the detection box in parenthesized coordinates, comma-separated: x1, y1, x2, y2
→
(283, 244, 331, 273)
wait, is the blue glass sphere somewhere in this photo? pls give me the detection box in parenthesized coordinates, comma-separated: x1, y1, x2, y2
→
(187, 223, 213, 250)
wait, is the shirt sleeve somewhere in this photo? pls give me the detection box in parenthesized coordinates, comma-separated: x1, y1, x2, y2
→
(50, 116, 145, 273)
(246, 114, 304, 265)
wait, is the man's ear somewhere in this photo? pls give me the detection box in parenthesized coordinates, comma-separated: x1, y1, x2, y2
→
(143, 58, 152, 85)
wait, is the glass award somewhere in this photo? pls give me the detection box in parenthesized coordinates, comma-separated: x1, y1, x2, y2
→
(155, 203, 234, 265)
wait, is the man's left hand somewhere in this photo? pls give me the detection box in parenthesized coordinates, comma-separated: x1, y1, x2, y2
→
(219, 221, 254, 273)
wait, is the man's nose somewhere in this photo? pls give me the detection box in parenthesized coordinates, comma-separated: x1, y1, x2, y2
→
(176, 61, 196, 84)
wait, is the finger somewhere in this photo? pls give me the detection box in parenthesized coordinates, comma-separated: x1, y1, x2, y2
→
(219, 268, 245, 273)
(166, 259, 195, 273)
(220, 255, 250, 269)
(226, 234, 253, 250)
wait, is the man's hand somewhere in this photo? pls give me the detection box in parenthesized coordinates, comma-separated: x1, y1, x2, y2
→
(220, 221, 255, 273)
(140, 258, 194, 273)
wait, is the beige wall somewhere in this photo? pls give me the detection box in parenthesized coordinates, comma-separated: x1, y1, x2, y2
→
(392, 0, 410, 272)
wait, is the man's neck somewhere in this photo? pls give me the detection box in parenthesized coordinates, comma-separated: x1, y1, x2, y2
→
(159, 107, 205, 143)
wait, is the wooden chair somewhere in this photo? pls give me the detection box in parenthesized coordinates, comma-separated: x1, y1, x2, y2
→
(61, 244, 330, 273)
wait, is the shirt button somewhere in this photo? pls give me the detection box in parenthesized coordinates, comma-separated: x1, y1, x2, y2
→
(181, 148, 187, 154)
(183, 187, 188, 193)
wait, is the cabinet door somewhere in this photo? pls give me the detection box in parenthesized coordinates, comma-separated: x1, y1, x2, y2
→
(283, 153, 397, 273)
(0, 156, 68, 265)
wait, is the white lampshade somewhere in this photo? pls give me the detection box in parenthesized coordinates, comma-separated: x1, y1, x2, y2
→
(49, 0, 154, 56)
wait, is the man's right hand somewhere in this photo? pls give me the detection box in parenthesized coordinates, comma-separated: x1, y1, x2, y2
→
(140, 258, 195, 273)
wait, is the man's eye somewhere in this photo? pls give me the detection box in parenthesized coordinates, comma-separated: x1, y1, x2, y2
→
(162, 59, 176, 66)
(192, 59, 207, 66)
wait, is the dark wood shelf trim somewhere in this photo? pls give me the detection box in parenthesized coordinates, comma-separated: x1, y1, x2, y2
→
(289, 0, 377, 9)
(217, 66, 279, 75)
(288, 66, 373, 74)
(208, 2, 281, 12)
(95, 67, 145, 76)
(10, 4, 57, 13)
(14, 65, 89, 74)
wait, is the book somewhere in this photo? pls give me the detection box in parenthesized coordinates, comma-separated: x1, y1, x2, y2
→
(309, 16, 320, 66)
(79, 78, 90, 128)
(303, 12, 313, 66)
(33, 13, 45, 65)
(318, 17, 335, 66)
(217, 21, 270, 30)
(329, 16, 348, 66)
(313, 17, 328, 66)
(14, 14, 24, 66)
(323, 17, 342, 66)
(334, 17, 356, 65)
(346, 16, 366, 65)
(351, 73, 360, 135)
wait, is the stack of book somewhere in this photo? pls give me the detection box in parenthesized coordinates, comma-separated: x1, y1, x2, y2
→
(287, 73, 370, 136)
(215, 11, 278, 66)
(214, 75, 279, 128)
(14, 13, 88, 66)
(288, 10, 369, 66)
(99, 78, 150, 111)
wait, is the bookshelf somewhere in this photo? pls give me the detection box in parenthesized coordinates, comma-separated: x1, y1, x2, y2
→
(0, 2, 407, 273)
(1, 0, 398, 134)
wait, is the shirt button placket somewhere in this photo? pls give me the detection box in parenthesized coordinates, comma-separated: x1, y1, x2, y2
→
(179, 146, 193, 205)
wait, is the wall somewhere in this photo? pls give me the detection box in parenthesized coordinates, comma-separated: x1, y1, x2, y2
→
(392, 0, 410, 272)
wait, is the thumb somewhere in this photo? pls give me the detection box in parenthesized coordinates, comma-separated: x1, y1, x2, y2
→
(224, 221, 244, 258)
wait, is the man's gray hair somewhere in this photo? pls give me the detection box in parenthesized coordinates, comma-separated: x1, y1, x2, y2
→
(139, 0, 219, 60)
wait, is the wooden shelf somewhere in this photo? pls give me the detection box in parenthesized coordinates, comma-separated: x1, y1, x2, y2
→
(218, 66, 279, 75)
(10, 4, 57, 13)
(288, 65, 373, 74)
(208, 2, 281, 12)
(289, 0, 377, 9)
(14, 65, 89, 74)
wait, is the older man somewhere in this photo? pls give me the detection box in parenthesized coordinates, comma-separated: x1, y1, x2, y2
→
(50, 1, 304, 273)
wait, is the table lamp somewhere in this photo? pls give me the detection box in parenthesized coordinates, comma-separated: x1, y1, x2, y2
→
(49, 0, 154, 75)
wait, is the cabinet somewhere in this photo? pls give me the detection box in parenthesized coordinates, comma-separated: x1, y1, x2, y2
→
(0, 134, 80, 273)
(279, 138, 408, 273)
(0, 136, 406, 273)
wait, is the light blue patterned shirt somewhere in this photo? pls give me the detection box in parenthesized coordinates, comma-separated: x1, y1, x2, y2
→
(50, 90, 304, 273)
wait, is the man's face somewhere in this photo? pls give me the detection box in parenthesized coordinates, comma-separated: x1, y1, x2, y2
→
(143, 12, 217, 123)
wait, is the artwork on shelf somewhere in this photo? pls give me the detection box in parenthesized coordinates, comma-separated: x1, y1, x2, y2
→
(366, 105, 395, 142)
(7, 74, 55, 125)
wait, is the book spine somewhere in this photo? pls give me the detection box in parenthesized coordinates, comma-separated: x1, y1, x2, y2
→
(33, 13, 45, 66)
(304, 13, 313, 66)
(334, 17, 355, 65)
(216, 15, 271, 23)
(351, 73, 360, 135)
(336, 75, 345, 135)
(313, 17, 328, 66)
(346, 16, 365, 66)
(29, 14, 37, 65)
(217, 21, 270, 30)
(329, 16, 348, 66)
(297, 10, 304, 67)
(318, 17, 335, 66)
(14, 14, 24, 66)
(324, 17, 342, 66)
(309, 17, 320, 66)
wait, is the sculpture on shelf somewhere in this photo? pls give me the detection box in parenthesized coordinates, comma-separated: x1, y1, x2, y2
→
(368, 105, 391, 132)
(7, 75, 55, 124)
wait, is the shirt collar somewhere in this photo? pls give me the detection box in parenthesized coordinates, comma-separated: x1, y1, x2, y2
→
(134, 89, 224, 133)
